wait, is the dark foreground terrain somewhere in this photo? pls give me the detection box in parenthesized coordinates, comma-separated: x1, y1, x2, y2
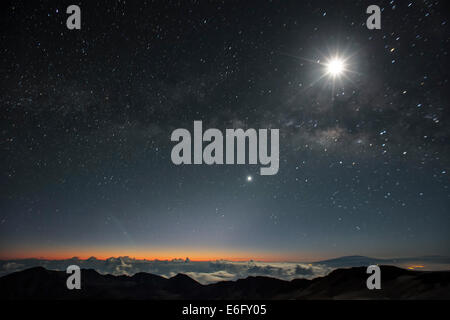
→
(1, 265, 449, 300)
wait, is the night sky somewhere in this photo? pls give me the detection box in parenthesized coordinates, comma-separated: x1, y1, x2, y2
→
(1, 0, 449, 261)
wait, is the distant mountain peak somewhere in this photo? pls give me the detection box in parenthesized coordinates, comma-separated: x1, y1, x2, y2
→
(170, 273, 199, 283)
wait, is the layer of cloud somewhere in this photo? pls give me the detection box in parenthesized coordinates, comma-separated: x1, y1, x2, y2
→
(0, 257, 330, 284)
(1, 255, 449, 284)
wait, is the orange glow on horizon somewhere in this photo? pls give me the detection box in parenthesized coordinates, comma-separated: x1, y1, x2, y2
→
(0, 246, 325, 262)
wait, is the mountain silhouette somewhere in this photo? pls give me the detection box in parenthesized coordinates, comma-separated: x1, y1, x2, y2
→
(312, 255, 391, 268)
(313, 255, 450, 268)
(1, 265, 449, 299)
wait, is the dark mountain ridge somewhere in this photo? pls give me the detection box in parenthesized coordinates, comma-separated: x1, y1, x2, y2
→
(1, 265, 449, 300)
(312, 255, 450, 268)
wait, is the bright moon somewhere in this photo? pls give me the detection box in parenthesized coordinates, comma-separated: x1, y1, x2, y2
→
(326, 58, 345, 77)
(247, 175, 253, 182)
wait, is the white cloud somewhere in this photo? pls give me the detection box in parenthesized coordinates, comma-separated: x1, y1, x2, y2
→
(0, 257, 330, 284)
(2, 256, 448, 284)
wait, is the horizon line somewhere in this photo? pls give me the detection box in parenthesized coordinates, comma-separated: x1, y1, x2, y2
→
(1, 253, 444, 263)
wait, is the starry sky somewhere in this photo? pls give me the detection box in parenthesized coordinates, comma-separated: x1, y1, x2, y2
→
(1, 0, 449, 261)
